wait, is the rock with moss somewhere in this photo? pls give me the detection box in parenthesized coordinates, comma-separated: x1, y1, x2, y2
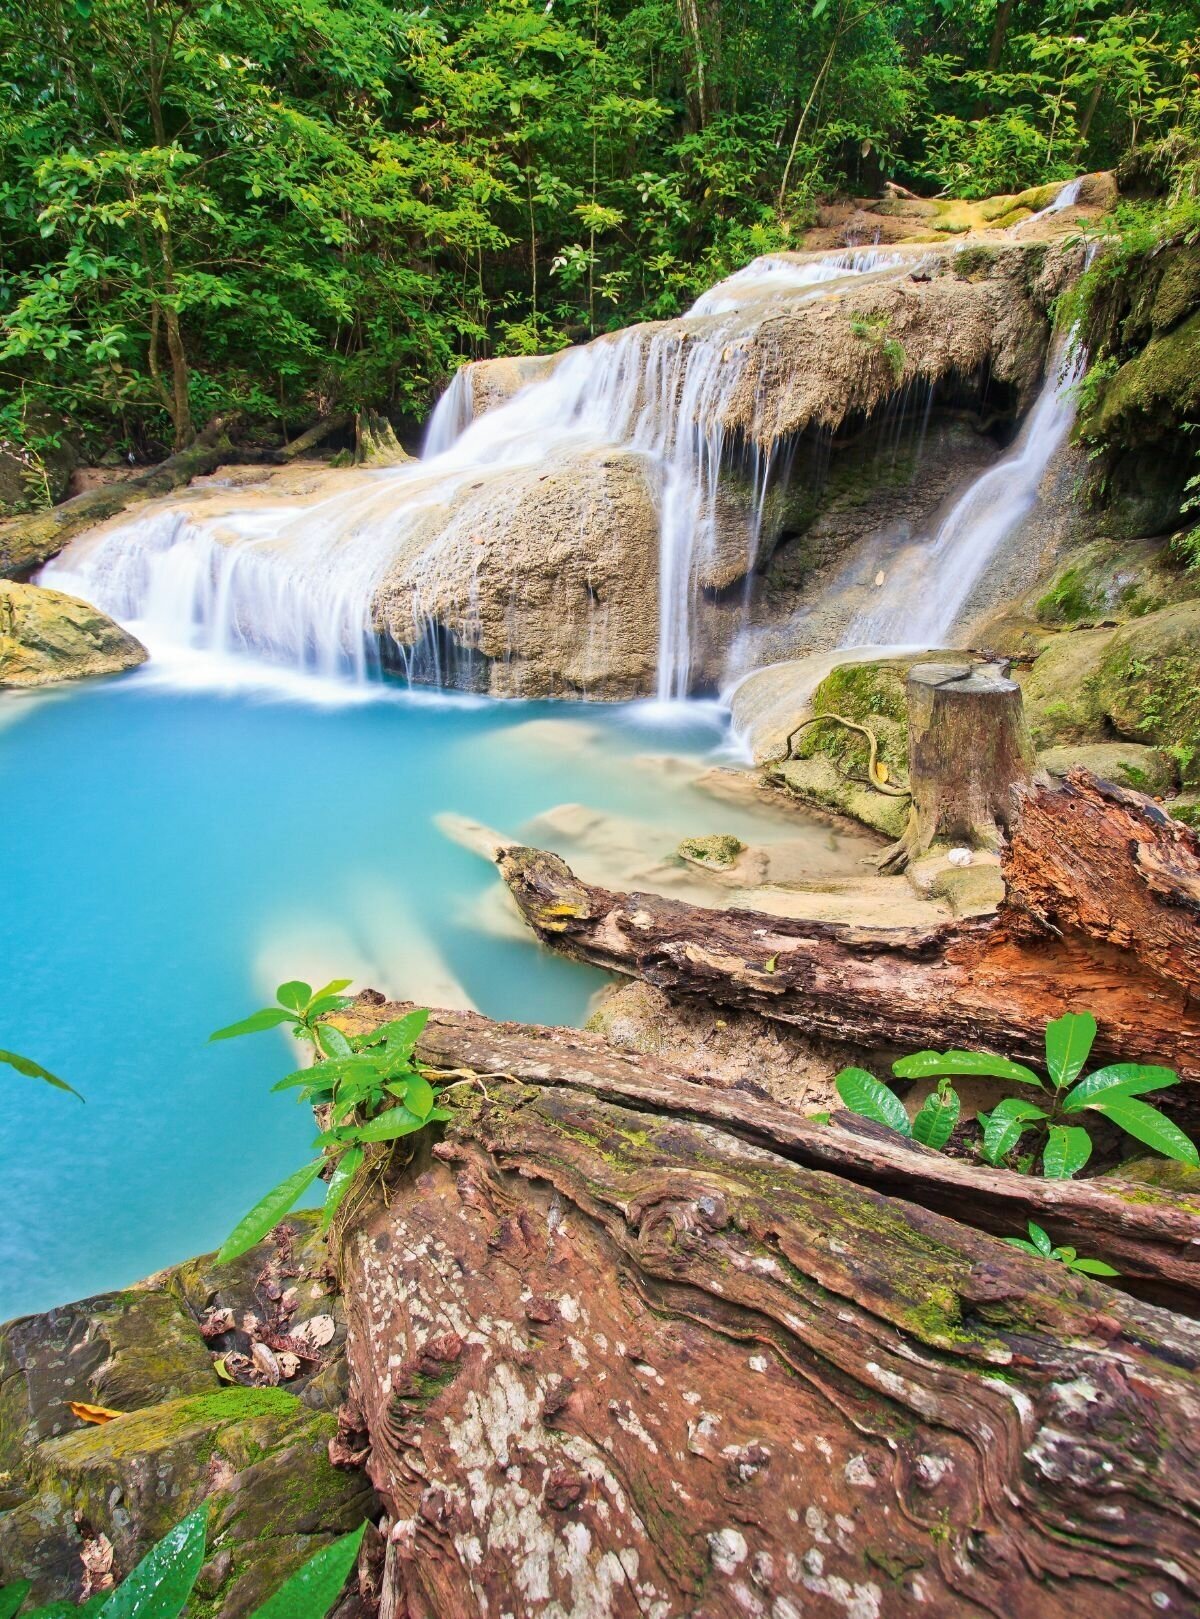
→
(1083, 308, 1200, 448)
(0, 1215, 369, 1613)
(769, 753, 910, 840)
(1038, 741, 1177, 796)
(1167, 789, 1200, 829)
(1034, 536, 1200, 628)
(792, 657, 913, 780)
(1020, 602, 1200, 784)
(0, 579, 146, 687)
(676, 833, 745, 870)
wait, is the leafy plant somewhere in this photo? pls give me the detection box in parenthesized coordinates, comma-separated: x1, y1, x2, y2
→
(835, 1011, 1198, 1179)
(0, 1507, 364, 1618)
(212, 980, 449, 1261)
(1003, 1220, 1120, 1277)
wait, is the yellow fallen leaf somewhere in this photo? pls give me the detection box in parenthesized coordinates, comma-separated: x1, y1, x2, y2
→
(874, 762, 890, 783)
(213, 1356, 235, 1382)
(69, 1401, 125, 1425)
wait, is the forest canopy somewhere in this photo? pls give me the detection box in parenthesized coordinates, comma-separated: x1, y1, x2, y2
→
(1, 0, 1198, 470)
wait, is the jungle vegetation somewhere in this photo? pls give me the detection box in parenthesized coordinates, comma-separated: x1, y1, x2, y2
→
(1, 0, 1198, 470)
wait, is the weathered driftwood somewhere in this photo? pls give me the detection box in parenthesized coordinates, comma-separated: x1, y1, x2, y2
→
(335, 1054, 1200, 1618)
(497, 769, 1200, 1087)
(878, 662, 1039, 873)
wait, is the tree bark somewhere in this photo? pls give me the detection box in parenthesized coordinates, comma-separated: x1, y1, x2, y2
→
(878, 662, 1039, 873)
(335, 1058, 1200, 1619)
(0, 415, 253, 577)
(273, 412, 352, 463)
(496, 769, 1200, 1087)
(334, 1000, 1200, 1304)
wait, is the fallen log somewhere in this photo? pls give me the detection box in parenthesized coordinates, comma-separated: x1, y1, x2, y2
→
(0, 413, 253, 576)
(336, 1000, 1200, 1308)
(273, 410, 352, 462)
(496, 768, 1200, 1087)
(336, 1054, 1200, 1618)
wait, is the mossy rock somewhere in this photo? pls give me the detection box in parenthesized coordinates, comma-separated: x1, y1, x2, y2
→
(0, 579, 146, 688)
(952, 245, 998, 281)
(1021, 603, 1200, 784)
(0, 1388, 373, 1615)
(1106, 1156, 1200, 1193)
(1084, 308, 1200, 448)
(1034, 536, 1200, 628)
(1038, 742, 1177, 796)
(1167, 789, 1200, 829)
(676, 834, 745, 870)
(792, 657, 913, 782)
(770, 754, 909, 840)
(1150, 241, 1200, 335)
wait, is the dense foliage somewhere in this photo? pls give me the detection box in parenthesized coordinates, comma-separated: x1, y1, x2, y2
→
(1, 0, 1198, 473)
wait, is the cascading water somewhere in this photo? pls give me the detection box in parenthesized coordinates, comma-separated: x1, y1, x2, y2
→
(42, 245, 918, 697)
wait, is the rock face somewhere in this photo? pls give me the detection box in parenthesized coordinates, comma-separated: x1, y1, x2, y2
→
(0, 1215, 373, 1615)
(0, 579, 146, 687)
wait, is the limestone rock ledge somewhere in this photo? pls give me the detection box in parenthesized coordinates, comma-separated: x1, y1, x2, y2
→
(0, 579, 147, 688)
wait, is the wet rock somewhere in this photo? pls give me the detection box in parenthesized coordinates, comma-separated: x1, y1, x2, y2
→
(769, 753, 910, 840)
(1033, 535, 1200, 628)
(0, 579, 146, 687)
(676, 833, 745, 869)
(1038, 741, 1176, 796)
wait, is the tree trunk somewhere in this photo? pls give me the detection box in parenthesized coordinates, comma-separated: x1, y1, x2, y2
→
(335, 1000, 1200, 1304)
(496, 769, 1200, 1086)
(0, 415, 253, 578)
(878, 662, 1039, 873)
(355, 412, 412, 467)
(273, 412, 352, 463)
(335, 1057, 1200, 1619)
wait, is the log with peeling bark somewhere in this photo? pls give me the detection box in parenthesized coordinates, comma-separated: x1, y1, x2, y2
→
(496, 768, 1200, 1089)
(333, 1031, 1200, 1618)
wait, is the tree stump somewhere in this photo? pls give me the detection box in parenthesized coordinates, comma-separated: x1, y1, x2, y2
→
(878, 661, 1038, 873)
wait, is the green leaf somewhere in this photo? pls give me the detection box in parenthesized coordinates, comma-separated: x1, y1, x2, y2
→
(316, 1024, 353, 1060)
(28, 1597, 106, 1617)
(1092, 1097, 1200, 1166)
(834, 1068, 911, 1136)
(380, 1009, 430, 1059)
(1063, 1063, 1178, 1112)
(990, 1097, 1047, 1123)
(0, 1049, 83, 1100)
(248, 1524, 365, 1619)
(97, 1504, 209, 1619)
(217, 1160, 324, 1264)
(1043, 1124, 1093, 1179)
(1026, 1220, 1052, 1255)
(911, 1084, 959, 1150)
(1002, 1238, 1042, 1256)
(1070, 1257, 1120, 1277)
(1051, 1246, 1077, 1264)
(981, 1112, 1032, 1166)
(404, 1074, 436, 1120)
(1045, 1012, 1097, 1090)
(320, 1148, 363, 1235)
(0, 1581, 32, 1619)
(346, 1106, 426, 1144)
(307, 994, 354, 1020)
(308, 978, 353, 1006)
(210, 1007, 297, 1042)
(276, 980, 313, 1013)
(893, 1049, 1043, 1088)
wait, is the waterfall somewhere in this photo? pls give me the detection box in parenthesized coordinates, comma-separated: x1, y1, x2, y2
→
(44, 246, 912, 695)
(842, 338, 1085, 648)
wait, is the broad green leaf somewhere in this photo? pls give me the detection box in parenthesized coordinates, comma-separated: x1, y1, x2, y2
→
(346, 1106, 426, 1144)
(1063, 1063, 1178, 1112)
(834, 1068, 910, 1136)
(307, 994, 354, 1020)
(308, 978, 353, 1005)
(27, 1600, 106, 1618)
(990, 1097, 1047, 1122)
(893, 1049, 1043, 1088)
(1071, 1257, 1120, 1277)
(316, 1024, 353, 1060)
(1027, 1220, 1052, 1256)
(428, 1107, 454, 1122)
(248, 1524, 365, 1619)
(981, 1113, 1031, 1166)
(405, 1074, 436, 1120)
(276, 980, 313, 1013)
(0, 1581, 32, 1619)
(0, 1049, 82, 1100)
(1093, 1097, 1200, 1165)
(1043, 1124, 1093, 1179)
(912, 1084, 959, 1150)
(1002, 1238, 1042, 1256)
(377, 1009, 430, 1059)
(1050, 1246, 1077, 1263)
(1045, 1012, 1096, 1090)
(320, 1148, 364, 1235)
(210, 1006, 296, 1042)
(217, 1160, 324, 1264)
(97, 1504, 208, 1619)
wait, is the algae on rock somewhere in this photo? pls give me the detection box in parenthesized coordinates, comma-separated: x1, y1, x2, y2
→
(0, 579, 146, 687)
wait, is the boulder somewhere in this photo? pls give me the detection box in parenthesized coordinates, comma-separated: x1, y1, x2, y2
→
(0, 579, 146, 687)
(0, 1215, 372, 1615)
(1033, 534, 1200, 627)
(1038, 741, 1176, 796)
(769, 752, 910, 839)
